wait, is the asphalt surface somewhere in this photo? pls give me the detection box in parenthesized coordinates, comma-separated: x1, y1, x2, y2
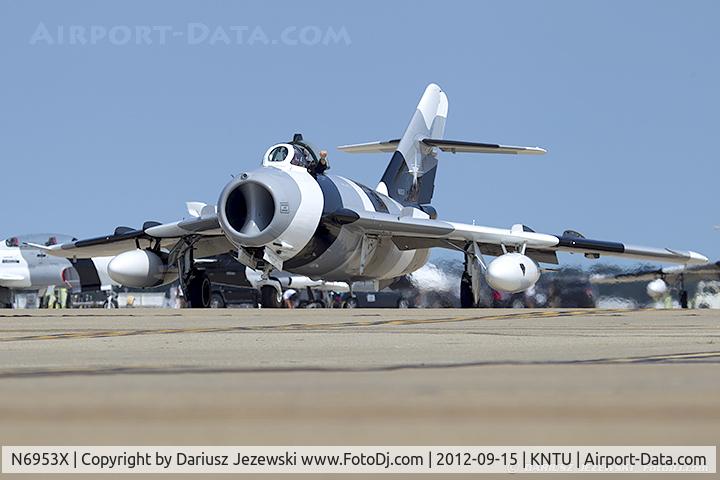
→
(0, 308, 718, 479)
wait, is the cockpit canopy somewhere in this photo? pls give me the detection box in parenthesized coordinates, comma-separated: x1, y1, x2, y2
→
(265, 144, 308, 167)
(262, 137, 318, 170)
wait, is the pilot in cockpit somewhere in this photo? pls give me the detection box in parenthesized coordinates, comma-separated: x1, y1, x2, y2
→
(289, 146, 308, 168)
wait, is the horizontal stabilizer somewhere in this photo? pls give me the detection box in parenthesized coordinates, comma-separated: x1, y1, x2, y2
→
(337, 140, 400, 153)
(337, 138, 545, 155)
(422, 139, 546, 155)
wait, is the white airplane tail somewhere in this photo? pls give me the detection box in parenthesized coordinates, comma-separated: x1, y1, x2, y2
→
(337, 83, 545, 206)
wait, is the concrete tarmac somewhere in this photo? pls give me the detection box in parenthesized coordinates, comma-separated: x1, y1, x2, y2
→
(0, 308, 718, 478)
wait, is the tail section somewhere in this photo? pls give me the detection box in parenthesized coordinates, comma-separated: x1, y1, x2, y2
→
(336, 83, 546, 206)
(378, 83, 448, 205)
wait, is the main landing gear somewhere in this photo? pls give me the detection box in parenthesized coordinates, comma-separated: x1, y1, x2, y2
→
(460, 270, 474, 308)
(460, 242, 486, 308)
(175, 240, 211, 308)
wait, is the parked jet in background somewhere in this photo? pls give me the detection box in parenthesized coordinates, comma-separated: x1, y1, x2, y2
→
(591, 227, 719, 308)
(591, 261, 720, 308)
(0, 234, 114, 308)
(36, 84, 709, 308)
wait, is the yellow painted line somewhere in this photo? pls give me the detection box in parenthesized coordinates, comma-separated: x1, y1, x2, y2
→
(0, 309, 637, 343)
(587, 350, 720, 364)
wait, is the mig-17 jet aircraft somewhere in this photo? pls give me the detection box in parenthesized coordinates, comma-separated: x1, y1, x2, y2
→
(35, 84, 708, 308)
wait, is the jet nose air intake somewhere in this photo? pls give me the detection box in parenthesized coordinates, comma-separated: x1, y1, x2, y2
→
(218, 168, 303, 248)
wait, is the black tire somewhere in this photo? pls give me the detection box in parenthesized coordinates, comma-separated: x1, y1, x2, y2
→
(187, 270, 211, 308)
(460, 271, 474, 308)
(210, 293, 226, 309)
(343, 296, 358, 308)
(102, 298, 119, 309)
(260, 285, 282, 308)
(397, 298, 410, 309)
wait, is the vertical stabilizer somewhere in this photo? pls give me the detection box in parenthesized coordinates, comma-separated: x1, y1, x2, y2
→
(378, 83, 448, 205)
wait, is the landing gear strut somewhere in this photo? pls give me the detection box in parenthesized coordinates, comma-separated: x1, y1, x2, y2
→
(460, 270, 474, 308)
(460, 242, 486, 308)
(174, 239, 211, 308)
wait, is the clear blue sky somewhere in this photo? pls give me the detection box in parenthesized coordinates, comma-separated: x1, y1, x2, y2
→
(1, 0, 718, 265)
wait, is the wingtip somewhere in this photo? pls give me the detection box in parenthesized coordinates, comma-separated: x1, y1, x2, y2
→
(688, 251, 710, 265)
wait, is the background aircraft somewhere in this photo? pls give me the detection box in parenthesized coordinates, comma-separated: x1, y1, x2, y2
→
(591, 261, 720, 308)
(37, 84, 708, 308)
(591, 228, 720, 308)
(0, 234, 114, 308)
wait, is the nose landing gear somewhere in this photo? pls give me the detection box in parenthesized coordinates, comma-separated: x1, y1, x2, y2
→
(260, 284, 282, 308)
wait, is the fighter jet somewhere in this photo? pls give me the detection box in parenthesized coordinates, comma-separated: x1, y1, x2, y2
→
(0, 234, 114, 307)
(35, 84, 708, 308)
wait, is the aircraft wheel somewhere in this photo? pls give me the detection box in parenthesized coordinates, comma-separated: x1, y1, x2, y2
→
(260, 285, 282, 308)
(102, 298, 119, 309)
(187, 270, 211, 308)
(210, 293, 226, 309)
(343, 296, 358, 308)
(397, 298, 410, 309)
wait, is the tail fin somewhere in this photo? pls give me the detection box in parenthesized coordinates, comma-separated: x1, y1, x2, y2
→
(378, 83, 448, 205)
